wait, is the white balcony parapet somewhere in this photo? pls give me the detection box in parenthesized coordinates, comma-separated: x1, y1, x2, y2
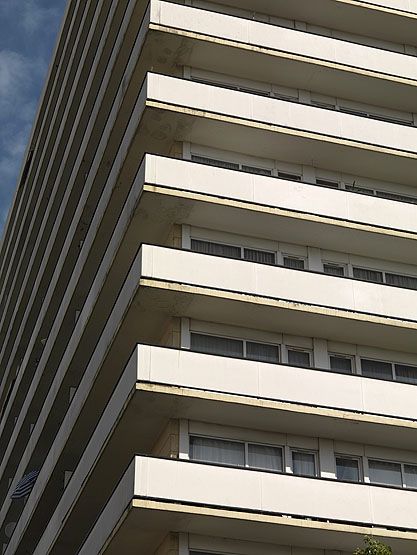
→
(150, 1, 417, 82)
(139, 245, 417, 323)
(79, 455, 417, 554)
(143, 154, 417, 236)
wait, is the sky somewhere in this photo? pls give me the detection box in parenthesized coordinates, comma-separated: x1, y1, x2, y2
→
(0, 0, 67, 235)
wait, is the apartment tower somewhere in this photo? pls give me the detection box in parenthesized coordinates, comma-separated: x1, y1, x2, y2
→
(1, 0, 417, 553)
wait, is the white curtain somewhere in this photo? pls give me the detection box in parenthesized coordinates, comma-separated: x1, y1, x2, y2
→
(292, 451, 316, 476)
(283, 257, 305, 270)
(190, 436, 245, 467)
(368, 460, 402, 486)
(361, 359, 393, 380)
(190, 333, 244, 358)
(248, 444, 283, 472)
(246, 342, 279, 364)
(242, 164, 272, 176)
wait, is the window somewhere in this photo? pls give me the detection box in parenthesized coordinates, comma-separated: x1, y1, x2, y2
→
(191, 154, 239, 170)
(190, 436, 245, 467)
(353, 267, 384, 283)
(277, 171, 301, 182)
(246, 341, 279, 364)
(248, 443, 283, 472)
(376, 190, 417, 205)
(361, 359, 393, 381)
(316, 178, 339, 189)
(190, 436, 283, 472)
(323, 263, 345, 277)
(368, 459, 402, 487)
(243, 248, 275, 265)
(385, 273, 417, 291)
(242, 164, 272, 176)
(191, 239, 241, 259)
(330, 355, 353, 374)
(190, 333, 279, 364)
(190, 333, 244, 358)
(283, 256, 305, 270)
(395, 363, 417, 385)
(336, 456, 361, 482)
(404, 465, 417, 489)
(345, 184, 374, 196)
(292, 450, 317, 477)
(288, 349, 311, 368)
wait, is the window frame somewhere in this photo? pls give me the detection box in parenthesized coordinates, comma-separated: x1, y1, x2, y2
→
(189, 434, 285, 473)
(367, 457, 417, 489)
(328, 353, 355, 374)
(286, 347, 313, 368)
(335, 453, 363, 483)
(190, 331, 280, 363)
(290, 448, 319, 477)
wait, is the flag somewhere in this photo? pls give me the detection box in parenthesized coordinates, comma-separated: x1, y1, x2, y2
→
(10, 470, 39, 499)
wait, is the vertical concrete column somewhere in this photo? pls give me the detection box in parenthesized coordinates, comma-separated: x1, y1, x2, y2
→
(313, 338, 329, 369)
(319, 438, 336, 479)
(307, 247, 322, 272)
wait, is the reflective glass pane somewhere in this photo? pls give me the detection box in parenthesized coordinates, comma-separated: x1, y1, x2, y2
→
(395, 364, 417, 385)
(288, 350, 310, 368)
(404, 465, 417, 489)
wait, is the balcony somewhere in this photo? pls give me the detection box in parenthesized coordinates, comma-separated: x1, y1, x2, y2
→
(140, 154, 417, 265)
(79, 456, 417, 555)
(142, 1, 417, 113)
(30, 345, 417, 555)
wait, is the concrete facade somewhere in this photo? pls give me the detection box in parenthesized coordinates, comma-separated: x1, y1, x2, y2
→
(1, 1, 417, 553)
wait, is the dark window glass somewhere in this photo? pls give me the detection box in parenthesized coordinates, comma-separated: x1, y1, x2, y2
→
(277, 171, 301, 182)
(244, 248, 275, 265)
(369, 460, 402, 486)
(404, 465, 417, 489)
(353, 267, 384, 283)
(361, 359, 393, 380)
(376, 191, 417, 204)
(191, 155, 239, 170)
(336, 457, 360, 482)
(316, 178, 339, 189)
(395, 364, 417, 385)
(288, 349, 311, 368)
(246, 342, 279, 364)
(386, 273, 417, 291)
(242, 165, 272, 176)
(283, 257, 305, 270)
(191, 239, 241, 259)
(345, 185, 374, 196)
(330, 355, 353, 374)
(190, 333, 244, 358)
(323, 264, 345, 277)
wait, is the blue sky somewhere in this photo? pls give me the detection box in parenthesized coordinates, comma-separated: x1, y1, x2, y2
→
(0, 0, 67, 234)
